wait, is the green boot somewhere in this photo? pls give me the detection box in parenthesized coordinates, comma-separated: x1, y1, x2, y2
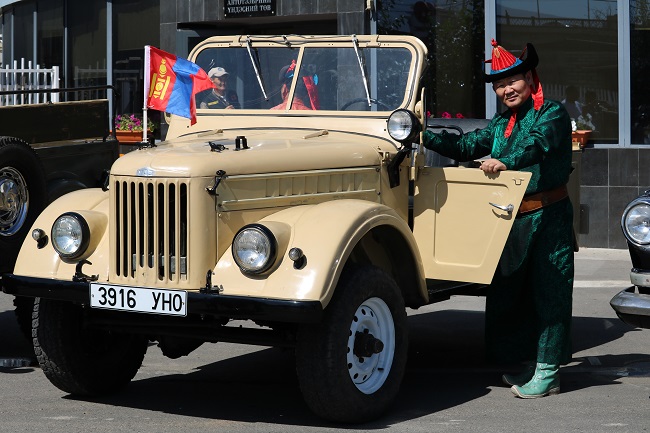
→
(502, 361, 535, 387)
(511, 363, 560, 399)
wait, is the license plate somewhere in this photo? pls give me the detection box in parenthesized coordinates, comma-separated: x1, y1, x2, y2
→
(90, 283, 187, 317)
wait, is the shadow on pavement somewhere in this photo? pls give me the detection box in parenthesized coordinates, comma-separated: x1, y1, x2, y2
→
(66, 348, 336, 428)
(53, 308, 646, 427)
(406, 308, 641, 368)
(65, 344, 491, 429)
(0, 302, 37, 370)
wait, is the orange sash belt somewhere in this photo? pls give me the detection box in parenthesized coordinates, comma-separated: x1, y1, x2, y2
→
(518, 184, 568, 215)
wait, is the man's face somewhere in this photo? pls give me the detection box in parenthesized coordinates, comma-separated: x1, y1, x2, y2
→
(212, 76, 227, 95)
(492, 72, 532, 110)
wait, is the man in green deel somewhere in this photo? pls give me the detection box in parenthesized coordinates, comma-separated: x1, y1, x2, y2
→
(422, 39, 574, 399)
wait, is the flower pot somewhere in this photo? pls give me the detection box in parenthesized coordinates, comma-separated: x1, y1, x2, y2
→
(572, 130, 591, 149)
(114, 130, 146, 144)
(113, 130, 152, 156)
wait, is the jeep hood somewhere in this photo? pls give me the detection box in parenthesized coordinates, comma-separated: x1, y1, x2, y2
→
(111, 129, 386, 178)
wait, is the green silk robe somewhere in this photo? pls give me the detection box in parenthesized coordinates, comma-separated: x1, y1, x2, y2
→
(422, 97, 575, 365)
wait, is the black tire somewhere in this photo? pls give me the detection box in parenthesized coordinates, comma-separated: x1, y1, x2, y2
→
(13, 296, 34, 340)
(33, 298, 148, 396)
(295, 266, 408, 423)
(0, 137, 47, 274)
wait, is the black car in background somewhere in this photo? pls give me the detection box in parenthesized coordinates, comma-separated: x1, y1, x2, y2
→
(610, 191, 650, 329)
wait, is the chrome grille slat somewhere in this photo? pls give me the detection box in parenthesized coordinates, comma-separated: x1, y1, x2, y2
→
(113, 178, 188, 284)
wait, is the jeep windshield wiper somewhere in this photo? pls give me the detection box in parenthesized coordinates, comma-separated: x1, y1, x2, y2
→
(352, 34, 371, 107)
(245, 36, 269, 100)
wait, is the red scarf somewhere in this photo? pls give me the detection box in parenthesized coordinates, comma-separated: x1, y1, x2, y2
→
(504, 69, 544, 138)
(284, 59, 320, 110)
(302, 76, 320, 110)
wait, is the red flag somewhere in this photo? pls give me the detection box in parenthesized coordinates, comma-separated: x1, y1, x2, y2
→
(145, 46, 214, 125)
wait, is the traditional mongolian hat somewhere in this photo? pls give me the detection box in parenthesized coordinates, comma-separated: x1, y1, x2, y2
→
(484, 39, 538, 83)
(485, 39, 544, 137)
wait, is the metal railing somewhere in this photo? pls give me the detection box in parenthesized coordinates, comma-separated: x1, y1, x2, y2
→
(0, 59, 60, 106)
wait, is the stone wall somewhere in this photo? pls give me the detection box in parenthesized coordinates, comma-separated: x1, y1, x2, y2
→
(579, 148, 650, 248)
(159, 0, 366, 53)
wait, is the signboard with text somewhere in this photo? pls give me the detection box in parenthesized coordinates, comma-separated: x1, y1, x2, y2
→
(225, 0, 276, 18)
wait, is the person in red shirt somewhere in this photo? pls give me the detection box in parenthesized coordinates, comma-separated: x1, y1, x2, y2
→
(271, 60, 319, 110)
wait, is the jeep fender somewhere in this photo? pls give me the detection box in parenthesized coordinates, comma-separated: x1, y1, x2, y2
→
(12, 188, 110, 280)
(214, 199, 428, 308)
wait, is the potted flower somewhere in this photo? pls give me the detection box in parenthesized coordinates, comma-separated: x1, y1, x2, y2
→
(114, 114, 155, 144)
(571, 114, 594, 149)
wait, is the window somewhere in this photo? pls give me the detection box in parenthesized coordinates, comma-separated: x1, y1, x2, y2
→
(631, 0, 650, 144)
(497, 0, 619, 144)
(37, 0, 64, 73)
(194, 46, 298, 110)
(13, 2, 35, 63)
(113, 0, 160, 115)
(3, 9, 13, 65)
(193, 45, 413, 112)
(67, 0, 107, 98)
(377, 0, 486, 118)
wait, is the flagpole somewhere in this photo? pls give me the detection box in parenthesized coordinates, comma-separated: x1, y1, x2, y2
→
(143, 45, 151, 143)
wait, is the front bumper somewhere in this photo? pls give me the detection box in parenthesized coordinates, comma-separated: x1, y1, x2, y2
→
(630, 268, 650, 289)
(1, 273, 323, 324)
(610, 286, 650, 329)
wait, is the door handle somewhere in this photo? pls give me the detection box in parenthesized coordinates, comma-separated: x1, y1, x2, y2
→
(489, 202, 514, 214)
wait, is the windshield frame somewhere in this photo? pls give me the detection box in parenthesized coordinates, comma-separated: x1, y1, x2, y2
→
(190, 35, 426, 115)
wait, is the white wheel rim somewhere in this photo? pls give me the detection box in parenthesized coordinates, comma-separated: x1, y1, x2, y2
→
(346, 296, 395, 394)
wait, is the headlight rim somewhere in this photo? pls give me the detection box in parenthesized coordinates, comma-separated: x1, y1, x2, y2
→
(231, 223, 278, 275)
(387, 109, 421, 143)
(50, 212, 90, 260)
(622, 197, 650, 246)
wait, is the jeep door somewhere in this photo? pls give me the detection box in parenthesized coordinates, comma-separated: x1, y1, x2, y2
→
(412, 166, 530, 284)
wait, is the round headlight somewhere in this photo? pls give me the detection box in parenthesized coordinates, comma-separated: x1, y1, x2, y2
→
(387, 109, 420, 142)
(623, 201, 650, 245)
(624, 203, 650, 245)
(232, 224, 277, 274)
(51, 212, 90, 259)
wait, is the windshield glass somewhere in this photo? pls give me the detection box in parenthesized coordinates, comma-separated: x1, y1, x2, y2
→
(194, 45, 412, 111)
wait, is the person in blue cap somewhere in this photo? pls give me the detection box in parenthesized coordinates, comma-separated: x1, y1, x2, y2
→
(422, 39, 574, 399)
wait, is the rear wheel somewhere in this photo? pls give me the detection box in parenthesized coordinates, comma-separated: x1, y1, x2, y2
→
(295, 266, 408, 423)
(33, 298, 148, 396)
(0, 137, 47, 274)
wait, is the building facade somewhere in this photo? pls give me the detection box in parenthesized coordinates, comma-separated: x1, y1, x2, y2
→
(1, 0, 648, 249)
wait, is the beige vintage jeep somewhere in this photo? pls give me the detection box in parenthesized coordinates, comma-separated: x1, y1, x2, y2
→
(2, 35, 530, 423)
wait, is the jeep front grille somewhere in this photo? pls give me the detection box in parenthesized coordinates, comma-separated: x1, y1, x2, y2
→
(113, 179, 188, 283)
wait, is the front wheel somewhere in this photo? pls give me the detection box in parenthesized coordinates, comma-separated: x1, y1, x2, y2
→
(295, 266, 408, 423)
(33, 298, 148, 396)
(13, 296, 34, 340)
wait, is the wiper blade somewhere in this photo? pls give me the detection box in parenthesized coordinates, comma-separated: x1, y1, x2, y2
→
(246, 36, 269, 100)
(352, 34, 371, 107)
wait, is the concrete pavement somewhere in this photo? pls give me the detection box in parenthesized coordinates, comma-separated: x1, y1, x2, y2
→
(0, 247, 639, 368)
(1, 247, 648, 433)
(573, 247, 631, 288)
